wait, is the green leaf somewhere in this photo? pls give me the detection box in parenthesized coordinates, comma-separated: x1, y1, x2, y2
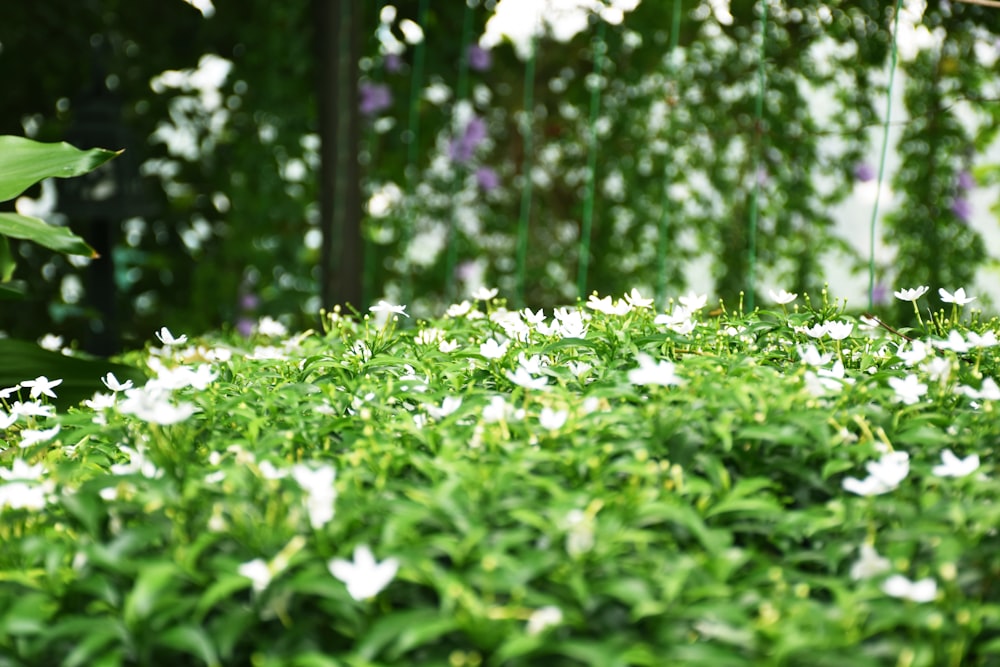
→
(0, 135, 119, 203)
(0, 338, 145, 409)
(0, 591, 57, 636)
(0, 235, 14, 281)
(353, 609, 458, 661)
(0, 212, 96, 257)
(123, 562, 178, 628)
(157, 624, 221, 667)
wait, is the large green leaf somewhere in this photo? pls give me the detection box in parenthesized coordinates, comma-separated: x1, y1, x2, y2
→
(0, 135, 120, 203)
(0, 339, 146, 409)
(0, 212, 96, 257)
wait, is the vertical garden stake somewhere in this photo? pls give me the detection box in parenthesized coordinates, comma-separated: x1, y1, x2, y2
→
(577, 20, 606, 300)
(746, 0, 768, 312)
(657, 0, 683, 308)
(515, 37, 537, 308)
(868, 0, 905, 311)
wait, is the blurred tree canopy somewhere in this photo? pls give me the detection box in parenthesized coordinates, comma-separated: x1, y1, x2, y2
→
(1, 0, 999, 349)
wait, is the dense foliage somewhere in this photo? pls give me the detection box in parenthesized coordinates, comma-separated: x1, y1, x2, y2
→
(0, 1, 998, 345)
(2, 286, 1000, 664)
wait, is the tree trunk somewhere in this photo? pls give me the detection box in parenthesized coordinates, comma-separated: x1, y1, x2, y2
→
(316, 0, 363, 311)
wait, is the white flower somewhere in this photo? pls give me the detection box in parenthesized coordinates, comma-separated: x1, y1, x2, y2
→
(539, 407, 568, 430)
(0, 384, 21, 399)
(931, 449, 980, 478)
(38, 334, 64, 351)
(565, 509, 595, 557)
(526, 606, 564, 635)
(933, 330, 970, 353)
(893, 286, 929, 302)
(482, 395, 511, 423)
(9, 401, 55, 419)
(798, 323, 828, 339)
(328, 545, 399, 601)
(798, 344, 832, 367)
(110, 445, 162, 479)
(0, 459, 47, 481)
(896, 340, 928, 367)
(938, 287, 975, 305)
(678, 292, 708, 311)
(623, 288, 654, 309)
(967, 331, 999, 348)
(479, 338, 509, 360)
(961, 377, 1000, 401)
(438, 339, 460, 353)
(369, 300, 409, 318)
(825, 321, 854, 341)
(238, 558, 272, 594)
(586, 294, 630, 315)
(101, 372, 134, 392)
(155, 327, 188, 346)
(291, 463, 337, 530)
(850, 544, 891, 581)
(20, 376, 63, 399)
(888, 374, 927, 405)
(506, 367, 549, 390)
(119, 386, 197, 425)
(18, 425, 61, 448)
(768, 289, 797, 305)
(921, 356, 951, 384)
(628, 353, 684, 387)
(427, 396, 462, 420)
(256, 316, 288, 338)
(882, 575, 937, 603)
(0, 480, 53, 510)
(446, 300, 473, 318)
(471, 286, 499, 301)
(842, 451, 910, 496)
(0, 411, 16, 429)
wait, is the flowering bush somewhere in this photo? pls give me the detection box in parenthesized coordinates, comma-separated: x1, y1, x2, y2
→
(1, 286, 1000, 664)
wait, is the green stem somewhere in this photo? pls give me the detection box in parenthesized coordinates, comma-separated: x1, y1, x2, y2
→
(515, 40, 537, 308)
(868, 0, 904, 311)
(746, 0, 768, 312)
(401, 0, 429, 306)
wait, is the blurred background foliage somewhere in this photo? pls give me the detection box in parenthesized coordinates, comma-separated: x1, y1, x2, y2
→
(1, 0, 999, 351)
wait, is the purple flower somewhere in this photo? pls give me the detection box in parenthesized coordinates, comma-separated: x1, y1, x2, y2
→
(384, 53, 404, 74)
(957, 169, 975, 192)
(240, 293, 259, 311)
(236, 317, 255, 338)
(467, 45, 492, 72)
(449, 116, 488, 163)
(476, 166, 499, 192)
(359, 82, 393, 116)
(871, 281, 889, 305)
(853, 162, 875, 182)
(951, 197, 972, 223)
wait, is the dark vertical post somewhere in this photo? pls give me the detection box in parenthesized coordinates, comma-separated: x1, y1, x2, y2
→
(317, 0, 363, 311)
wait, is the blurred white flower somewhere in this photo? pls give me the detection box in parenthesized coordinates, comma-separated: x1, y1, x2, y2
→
(967, 331, 999, 348)
(155, 327, 188, 346)
(628, 354, 684, 387)
(677, 292, 708, 311)
(931, 449, 980, 478)
(565, 509, 595, 558)
(101, 372, 134, 392)
(850, 544, 891, 581)
(370, 300, 409, 318)
(586, 294, 629, 316)
(882, 575, 937, 603)
(119, 386, 197, 425)
(18, 424, 60, 448)
(291, 463, 337, 530)
(933, 330, 970, 353)
(895, 340, 928, 367)
(539, 407, 568, 430)
(480, 338, 509, 360)
(427, 396, 462, 420)
(798, 323, 828, 339)
(798, 344, 832, 367)
(842, 451, 909, 496)
(526, 605, 564, 635)
(328, 545, 399, 601)
(256, 316, 288, 338)
(0, 459, 47, 481)
(471, 286, 499, 301)
(888, 374, 927, 405)
(238, 558, 272, 593)
(506, 367, 549, 390)
(38, 334, 64, 351)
